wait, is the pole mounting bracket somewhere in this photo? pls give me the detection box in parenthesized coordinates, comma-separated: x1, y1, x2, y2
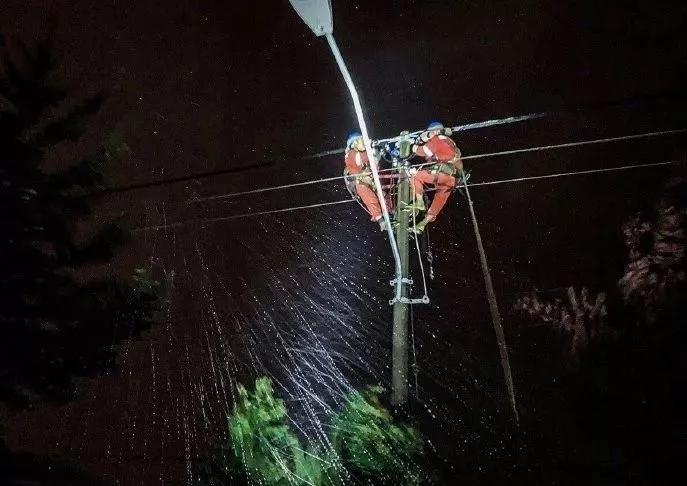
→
(389, 296, 430, 305)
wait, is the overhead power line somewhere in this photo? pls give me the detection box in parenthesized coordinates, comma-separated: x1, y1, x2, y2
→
(97, 112, 543, 196)
(190, 127, 687, 203)
(375, 112, 547, 145)
(135, 199, 354, 232)
(134, 159, 685, 232)
(89, 161, 273, 197)
(461, 128, 687, 161)
(467, 160, 682, 187)
(304, 112, 547, 158)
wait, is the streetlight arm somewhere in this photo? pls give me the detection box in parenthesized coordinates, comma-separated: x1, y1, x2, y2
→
(324, 33, 403, 301)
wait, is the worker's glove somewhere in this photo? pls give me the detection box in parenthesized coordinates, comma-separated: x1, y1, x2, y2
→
(408, 167, 418, 176)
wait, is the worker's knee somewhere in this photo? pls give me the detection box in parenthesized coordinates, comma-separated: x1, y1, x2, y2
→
(445, 175, 457, 188)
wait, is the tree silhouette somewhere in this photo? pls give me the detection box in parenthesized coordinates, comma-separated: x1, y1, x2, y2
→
(0, 37, 162, 411)
(619, 176, 687, 322)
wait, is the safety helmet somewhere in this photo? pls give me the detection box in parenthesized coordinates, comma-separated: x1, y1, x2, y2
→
(427, 121, 444, 130)
(346, 132, 363, 148)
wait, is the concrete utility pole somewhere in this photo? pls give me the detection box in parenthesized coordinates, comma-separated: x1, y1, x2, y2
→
(288, 2, 417, 408)
(391, 132, 412, 407)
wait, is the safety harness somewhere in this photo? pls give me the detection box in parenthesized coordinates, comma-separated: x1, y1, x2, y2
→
(421, 135, 463, 189)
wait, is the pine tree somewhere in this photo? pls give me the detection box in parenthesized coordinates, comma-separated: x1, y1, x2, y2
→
(0, 37, 161, 411)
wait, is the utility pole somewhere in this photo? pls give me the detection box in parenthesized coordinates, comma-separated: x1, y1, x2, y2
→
(391, 132, 412, 407)
(287, 1, 428, 409)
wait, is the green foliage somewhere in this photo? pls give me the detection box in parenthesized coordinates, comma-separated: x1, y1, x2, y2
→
(228, 377, 341, 485)
(331, 386, 423, 485)
(0, 38, 162, 411)
(224, 378, 422, 486)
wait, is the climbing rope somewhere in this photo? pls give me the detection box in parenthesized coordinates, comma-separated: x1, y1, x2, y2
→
(424, 228, 435, 281)
(408, 171, 430, 303)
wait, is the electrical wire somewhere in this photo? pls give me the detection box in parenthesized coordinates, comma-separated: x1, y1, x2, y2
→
(133, 199, 354, 232)
(304, 112, 547, 158)
(467, 159, 683, 187)
(374, 112, 548, 145)
(461, 128, 687, 161)
(409, 176, 429, 301)
(188, 128, 687, 204)
(133, 159, 685, 232)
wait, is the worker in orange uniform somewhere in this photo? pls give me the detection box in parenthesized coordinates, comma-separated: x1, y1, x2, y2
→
(406, 121, 465, 234)
(344, 132, 391, 232)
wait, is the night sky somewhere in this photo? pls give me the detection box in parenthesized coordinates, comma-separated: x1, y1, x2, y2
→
(2, 0, 687, 484)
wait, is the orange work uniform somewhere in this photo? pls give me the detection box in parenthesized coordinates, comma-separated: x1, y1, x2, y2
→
(345, 149, 385, 221)
(412, 135, 463, 222)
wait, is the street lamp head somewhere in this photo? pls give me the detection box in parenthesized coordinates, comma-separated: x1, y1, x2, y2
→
(288, 0, 333, 37)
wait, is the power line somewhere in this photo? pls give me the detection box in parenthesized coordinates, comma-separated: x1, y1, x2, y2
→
(91, 92, 687, 197)
(189, 127, 687, 203)
(134, 158, 685, 232)
(133, 199, 354, 232)
(304, 112, 547, 158)
(375, 112, 547, 145)
(462, 128, 687, 161)
(190, 173, 346, 202)
(97, 112, 543, 196)
(467, 159, 682, 187)
(89, 161, 274, 197)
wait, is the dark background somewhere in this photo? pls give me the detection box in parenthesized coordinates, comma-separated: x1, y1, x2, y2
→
(1, 0, 686, 484)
